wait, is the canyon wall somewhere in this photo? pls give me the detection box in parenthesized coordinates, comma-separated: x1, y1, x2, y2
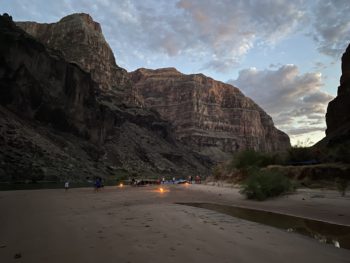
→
(0, 14, 210, 182)
(12, 13, 290, 167)
(130, 68, 290, 161)
(325, 43, 350, 145)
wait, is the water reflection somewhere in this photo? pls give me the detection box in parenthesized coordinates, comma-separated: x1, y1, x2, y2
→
(178, 202, 350, 250)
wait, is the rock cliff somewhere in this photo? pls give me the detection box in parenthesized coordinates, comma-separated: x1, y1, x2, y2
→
(16, 13, 132, 102)
(16, 13, 290, 163)
(325, 43, 350, 144)
(130, 68, 290, 161)
(0, 14, 210, 182)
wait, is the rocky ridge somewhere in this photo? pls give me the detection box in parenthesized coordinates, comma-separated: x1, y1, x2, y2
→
(17, 13, 132, 102)
(16, 13, 290, 163)
(0, 13, 292, 183)
(0, 14, 210, 182)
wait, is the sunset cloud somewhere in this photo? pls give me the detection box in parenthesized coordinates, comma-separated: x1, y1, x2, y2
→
(229, 65, 334, 141)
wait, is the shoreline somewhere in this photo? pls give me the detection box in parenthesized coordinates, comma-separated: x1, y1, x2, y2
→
(188, 183, 350, 226)
(1, 184, 349, 263)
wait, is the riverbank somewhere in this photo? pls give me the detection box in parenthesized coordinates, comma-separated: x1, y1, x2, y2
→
(190, 183, 350, 226)
(0, 184, 349, 263)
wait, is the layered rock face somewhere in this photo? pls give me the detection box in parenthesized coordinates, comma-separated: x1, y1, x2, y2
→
(130, 68, 290, 161)
(325, 43, 350, 144)
(16, 13, 131, 102)
(16, 13, 290, 163)
(0, 14, 210, 182)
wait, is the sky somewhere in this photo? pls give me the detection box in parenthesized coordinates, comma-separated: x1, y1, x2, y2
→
(2, 0, 350, 146)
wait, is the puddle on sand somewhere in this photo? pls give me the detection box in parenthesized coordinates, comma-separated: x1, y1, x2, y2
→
(177, 202, 350, 250)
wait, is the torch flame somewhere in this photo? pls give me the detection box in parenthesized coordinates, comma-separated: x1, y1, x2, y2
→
(159, 187, 164, 193)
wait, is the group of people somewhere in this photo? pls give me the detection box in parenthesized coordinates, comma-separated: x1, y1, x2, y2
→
(64, 174, 202, 191)
(159, 175, 202, 184)
(188, 175, 201, 184)
(64, 177, 103, 192)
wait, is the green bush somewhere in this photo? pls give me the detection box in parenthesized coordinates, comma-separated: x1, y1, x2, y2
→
(231, 150, 280, 170)
(240, 170, 295, 201)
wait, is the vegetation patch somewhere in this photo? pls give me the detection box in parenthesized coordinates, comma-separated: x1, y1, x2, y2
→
(240, 169, 295, 201)
(230, 150, 281, 170)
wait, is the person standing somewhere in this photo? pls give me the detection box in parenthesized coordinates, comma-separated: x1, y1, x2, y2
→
(64, 181, 69, 191)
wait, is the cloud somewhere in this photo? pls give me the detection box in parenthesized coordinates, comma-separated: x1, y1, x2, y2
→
(3, 0, 350, 73)
(310, 0, 350, 58)
(228, 65, 334, 140)
(3, 0, 309, 72)
(174, 0, 306, 71)
(6, 0, 349, 72)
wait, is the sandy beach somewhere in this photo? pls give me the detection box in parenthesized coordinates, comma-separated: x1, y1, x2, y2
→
(0, 184, 349, 263)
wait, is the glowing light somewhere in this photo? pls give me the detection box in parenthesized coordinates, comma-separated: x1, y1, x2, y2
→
(159, 187, 164, 193)
(119, 183, 124, 187)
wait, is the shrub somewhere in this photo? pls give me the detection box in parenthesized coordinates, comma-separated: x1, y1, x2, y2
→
(240, 169, 295, 201)
(230, 150, 280, 171)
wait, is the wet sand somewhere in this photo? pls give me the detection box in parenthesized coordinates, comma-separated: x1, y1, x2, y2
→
(0, 184, 349, 263)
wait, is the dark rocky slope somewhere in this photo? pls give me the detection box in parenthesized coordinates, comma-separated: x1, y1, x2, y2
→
(325, 43, 350, 145)
(0, 14, 210, 182)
